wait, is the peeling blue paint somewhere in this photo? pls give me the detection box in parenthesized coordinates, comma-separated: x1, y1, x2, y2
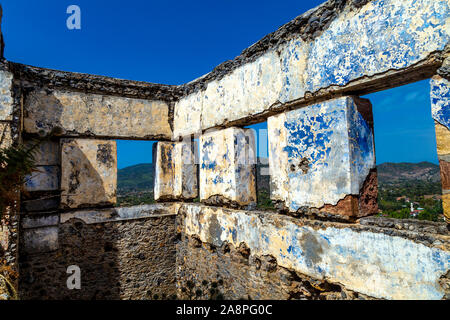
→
(270, 97, 375, 210)
(431, 77, 450, 129)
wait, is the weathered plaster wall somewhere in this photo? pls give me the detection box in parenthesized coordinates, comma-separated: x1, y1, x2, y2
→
(268, 96, 377, 219)
(24, 89, 172, 140)
(174, 0, 449, 138)
(180, 204, 450, 300)
(19, 204, 178, 300)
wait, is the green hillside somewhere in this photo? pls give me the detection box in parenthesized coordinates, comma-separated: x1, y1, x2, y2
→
(117, 161, 444, 221)
(117, 163, 154, 193)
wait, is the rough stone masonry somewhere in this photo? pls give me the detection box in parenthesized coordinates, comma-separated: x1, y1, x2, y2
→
(0, 0, 449, 300)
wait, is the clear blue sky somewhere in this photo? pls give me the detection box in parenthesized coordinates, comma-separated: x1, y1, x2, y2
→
(1, 0, 438, 168)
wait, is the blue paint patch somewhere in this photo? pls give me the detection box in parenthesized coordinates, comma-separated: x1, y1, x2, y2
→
(261, 233, 270, 244)
(282, 102, 341, 171)
(212, 175, 224, 184)
(303, 0, 449, 93)
(431, 77, 450, 129)
(229, 227, 237, 243)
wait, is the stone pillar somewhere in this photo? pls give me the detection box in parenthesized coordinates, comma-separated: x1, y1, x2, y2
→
(199, 127, 256, 208)
(430, 75, 450, 223)
(268, 96, 377, 221)
(154, 141, 198, 201)
(60, 139, 117, 209)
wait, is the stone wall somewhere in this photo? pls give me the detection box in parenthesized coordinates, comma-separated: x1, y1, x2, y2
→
(19, 204, 178, 300)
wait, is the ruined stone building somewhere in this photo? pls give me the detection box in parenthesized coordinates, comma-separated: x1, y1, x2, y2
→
(0, 0, 449, 300)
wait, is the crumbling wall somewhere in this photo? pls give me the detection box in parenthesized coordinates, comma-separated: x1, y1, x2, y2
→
(169, 0, 450, 301)
(19, 204, 178, 300)
(178, 204, 450, 300)
(0, 61, 20, 299)
(0, 0, 448, 300)
(173, 0, 449, 138)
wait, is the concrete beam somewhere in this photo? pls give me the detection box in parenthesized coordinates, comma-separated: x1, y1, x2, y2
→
(24, 89, 172, 140)
(268, 96, 377, 220)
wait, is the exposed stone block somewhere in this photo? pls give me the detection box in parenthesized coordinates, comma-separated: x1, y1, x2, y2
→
(0, 70, 13, 121)
(60, 138, 117, 209)
(24, 89, 172, 139)
(154, 141, 198, 201)
(24, 166, 60, 192)
(199, 127, 256, 207)
(268, 96, 376, 220)
(431, 76, 450, 223)
(435, 122, 450, 156)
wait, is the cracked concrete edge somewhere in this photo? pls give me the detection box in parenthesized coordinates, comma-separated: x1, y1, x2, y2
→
(59, 203, 181, 225)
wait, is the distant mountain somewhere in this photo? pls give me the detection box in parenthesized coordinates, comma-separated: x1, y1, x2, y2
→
(117, 161, 442, 194)
(117, 159, 271, 194)
(117, 163, 154, 193)
(377, 162, 441, 185)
